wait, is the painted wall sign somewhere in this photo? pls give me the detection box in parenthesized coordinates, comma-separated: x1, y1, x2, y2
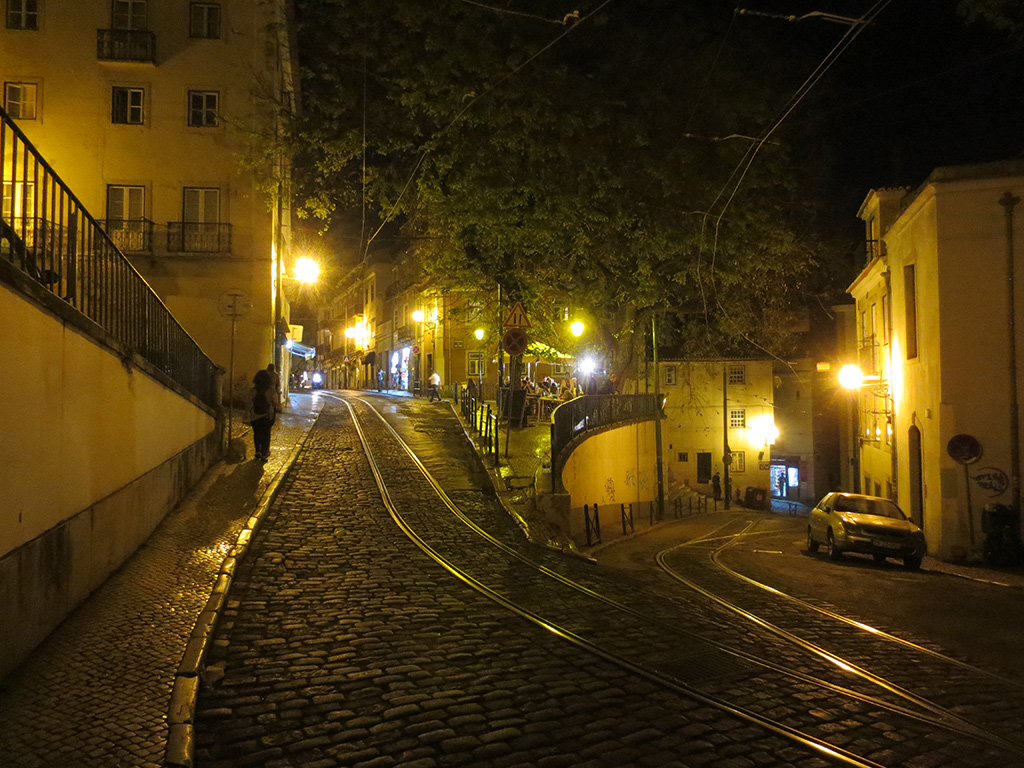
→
(971, 466, 1009, 496)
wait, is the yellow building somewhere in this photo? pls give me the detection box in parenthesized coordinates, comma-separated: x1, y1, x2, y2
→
(854, 159, 1024, 559)
(656, 359, 776, 505)
(1, 0, 295, 399)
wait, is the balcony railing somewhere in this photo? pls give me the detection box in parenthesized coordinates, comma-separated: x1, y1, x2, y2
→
(97, 29, 156, 62)
(102, 218, 153, 252)
(1, 105, 218, 407)
(167, 222, 231, 253)
(551, 394, 661, 486)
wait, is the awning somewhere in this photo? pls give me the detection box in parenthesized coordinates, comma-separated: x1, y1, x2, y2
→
(363, 350, 376, 367)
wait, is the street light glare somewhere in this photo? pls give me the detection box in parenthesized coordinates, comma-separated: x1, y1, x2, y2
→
(570, 321, 585, 337)
(474, 328, 484, 340)
(838, 364, 864, 390)
(412, 309, 425, 323)
(293, 257, 320, 284)
(580, 358, 597, 375)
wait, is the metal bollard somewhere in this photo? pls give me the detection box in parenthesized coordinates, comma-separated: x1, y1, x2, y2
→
(584, 504, 593, 546)
(621, 503, 627, 534)
(649, 500, 654, 527)
(593, 503, 601, 543)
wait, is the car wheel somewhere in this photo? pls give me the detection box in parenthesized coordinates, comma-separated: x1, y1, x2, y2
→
(873, 553, 887, 563)
(827, 530, 842, 560)
(904, 554, 922, 570)
(806, 527, 819, 553)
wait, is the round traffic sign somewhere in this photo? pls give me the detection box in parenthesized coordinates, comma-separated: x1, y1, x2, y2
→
(501, 328, 528, 356)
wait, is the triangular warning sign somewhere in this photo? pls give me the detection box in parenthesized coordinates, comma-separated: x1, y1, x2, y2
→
(503, 301, 531, 329)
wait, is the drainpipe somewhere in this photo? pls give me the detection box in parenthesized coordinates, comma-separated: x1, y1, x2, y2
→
(1000, 191, 1021, 514)
(883, 268, 898, 500)
(723, 366, 731, 510)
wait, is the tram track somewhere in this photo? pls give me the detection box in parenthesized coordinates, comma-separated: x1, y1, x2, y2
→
(334, 393, 1024, 766)
(657, 518, 1024, 746)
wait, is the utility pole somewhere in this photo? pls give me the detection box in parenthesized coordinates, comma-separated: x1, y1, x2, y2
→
(723, 366, 731, 510)
(652, 315, 665, 520)
(1001, 191, 1021, 514)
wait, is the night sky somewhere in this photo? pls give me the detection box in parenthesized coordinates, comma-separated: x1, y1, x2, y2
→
(780, 0, 1024, 210)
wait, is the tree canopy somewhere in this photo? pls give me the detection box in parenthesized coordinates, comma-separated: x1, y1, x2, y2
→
(291, 0, 846, 371)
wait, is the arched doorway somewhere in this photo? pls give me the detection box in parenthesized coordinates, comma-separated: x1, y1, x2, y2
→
(908, 425, 924, 528)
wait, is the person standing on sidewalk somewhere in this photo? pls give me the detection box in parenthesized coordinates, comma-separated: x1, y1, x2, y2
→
(250, 369, 280, 461)
(429, 370, 442, 402)
(266, 363, 283, 409)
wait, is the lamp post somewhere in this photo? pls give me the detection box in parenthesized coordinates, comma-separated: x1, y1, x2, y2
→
(474, 327, 485, 394)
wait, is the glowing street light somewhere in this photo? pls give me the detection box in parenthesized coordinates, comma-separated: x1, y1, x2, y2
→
(838, 364, 864, 390)
(579, 357, 597, 375)
(570, 320, 585, 337)
(292, 257, 321, 284)
(412, 309, 425, 323)
(474, 328, 485, 340)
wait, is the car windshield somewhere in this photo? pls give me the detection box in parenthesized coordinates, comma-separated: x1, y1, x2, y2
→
(833, 496, 906, 520)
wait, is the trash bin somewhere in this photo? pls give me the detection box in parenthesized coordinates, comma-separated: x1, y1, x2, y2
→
(744, 487, 768, 510)
(982, 504, 1018, 535)
(982, 504, 1022, 566)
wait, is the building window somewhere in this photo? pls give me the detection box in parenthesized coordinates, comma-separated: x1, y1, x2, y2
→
(106, 185, 149, 251)
(468, 351, 483, 377)
(676, 451, 688, 462)
(189, 2, 220, 38)
(6, 0, 38, 30)
(552, 362, 566, 375)
(112, 0, 146, 30)
(183, 187, 219, 223)
(730, 451, 745, 473)
(881, 294, 889, 343)
(727, 364, 746, 385)
(663, 365, 677, 386)
(3, 82, 36, 119)
(2, 180, 35, 225)
(187, 90, 218, 127)
(904, 264, 918, 359)
(111, 86, 144, 124)
(729, 408, 746, 429)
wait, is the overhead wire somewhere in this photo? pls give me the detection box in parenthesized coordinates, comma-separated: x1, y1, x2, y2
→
(694, 0, 893, 359)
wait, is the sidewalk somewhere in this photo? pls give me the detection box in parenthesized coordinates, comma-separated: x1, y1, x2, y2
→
(0, 393, 323, 768)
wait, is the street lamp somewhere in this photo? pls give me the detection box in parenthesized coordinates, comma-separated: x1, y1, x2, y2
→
(293, 257, 320, 284)
(570, 320, 584, 337)
(474, 328, 485, 393)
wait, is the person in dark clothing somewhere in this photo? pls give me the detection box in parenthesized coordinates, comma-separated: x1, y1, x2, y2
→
(250, 369, 278, 461)
(712, 472, 722, 501)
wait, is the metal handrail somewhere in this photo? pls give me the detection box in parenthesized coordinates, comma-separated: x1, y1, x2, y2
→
(96, 28, 156, 62)
(167, 221, 232, 253)
(0, 105, 218, 407)
(550, 394, 660, 487)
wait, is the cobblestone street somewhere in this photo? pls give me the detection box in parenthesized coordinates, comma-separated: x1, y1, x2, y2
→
(3, 392, 1024, 768)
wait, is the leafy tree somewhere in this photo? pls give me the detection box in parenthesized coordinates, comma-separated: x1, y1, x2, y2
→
(292, 0, 842, 379)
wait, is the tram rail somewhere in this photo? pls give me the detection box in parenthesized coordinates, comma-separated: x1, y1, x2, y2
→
(331, 393, 1024, 766)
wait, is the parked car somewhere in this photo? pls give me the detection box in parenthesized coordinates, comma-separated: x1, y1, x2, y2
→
(807, 492, 926, 569)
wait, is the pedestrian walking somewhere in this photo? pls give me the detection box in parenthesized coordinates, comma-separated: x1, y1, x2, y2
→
(712, 472, 722, 501)
(377, 368, 384, 392)
(429, 370, 442, 402)
(250, 369, 279, 461)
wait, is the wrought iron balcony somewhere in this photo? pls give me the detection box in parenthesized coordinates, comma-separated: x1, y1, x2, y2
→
(102, 218, 153, 252)
(97, 29, 156, 63)
(166, 222, 232, 253)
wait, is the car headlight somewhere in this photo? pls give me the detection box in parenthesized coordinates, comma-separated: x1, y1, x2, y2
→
(839, 517, 857, 534)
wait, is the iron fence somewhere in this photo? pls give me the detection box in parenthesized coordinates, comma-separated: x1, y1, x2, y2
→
(1, 105, 219, 407)
(167, 221, 232, 253)
(550, 394, 660, 486)
(103, 218, 153, 252)
(96, 28, 156, 62)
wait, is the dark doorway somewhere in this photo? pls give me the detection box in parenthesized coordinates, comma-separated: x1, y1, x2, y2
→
(908, 425, 924, 528)
(697, 452, 712, 484)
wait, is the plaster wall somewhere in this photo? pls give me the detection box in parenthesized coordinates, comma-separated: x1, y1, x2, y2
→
(884, 173, 1024, 557)
(0, 283, 218, 678)
(561, 421, 657, 541)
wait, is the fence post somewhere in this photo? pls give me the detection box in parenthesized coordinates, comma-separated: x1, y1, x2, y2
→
(649, 500, 654, 527)
(594, 503, 601, 543)
(584, 504, 593, 547)
(621, 503, 627, 535)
